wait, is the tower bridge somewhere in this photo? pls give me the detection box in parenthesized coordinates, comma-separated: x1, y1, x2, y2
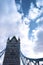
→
(0, 36, 43, 65)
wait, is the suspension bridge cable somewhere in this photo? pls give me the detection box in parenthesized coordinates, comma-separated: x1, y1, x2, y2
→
(0, 48, 6, 57)
(20, 51, 43, 61)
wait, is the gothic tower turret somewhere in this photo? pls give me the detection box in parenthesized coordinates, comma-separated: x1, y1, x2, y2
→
(3, 36, 20, 65)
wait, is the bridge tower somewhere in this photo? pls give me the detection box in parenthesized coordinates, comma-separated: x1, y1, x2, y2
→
(3, 36, 20, 65)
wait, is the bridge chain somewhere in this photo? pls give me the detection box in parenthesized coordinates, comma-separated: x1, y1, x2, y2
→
(20, 51, 43, 65)
(0, 48, 6, 57)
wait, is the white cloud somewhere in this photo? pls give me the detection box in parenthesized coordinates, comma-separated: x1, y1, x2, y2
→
(0, 0, 22, 48)
(28, 8, 39, 19)
(31, 25, 43, 58)
(36, 17, 43, 23)
(0, 0, 23, 64)
(36, 0, 43, 8)
(25, 0, 43, 58)
(0, 1, 43, 64)
(28, 3, 40, 20)
(0, 0, 33, 60)
(34, 27, 43, 51)
(27, 0, 43, 22)
(19, 21, 36, 58)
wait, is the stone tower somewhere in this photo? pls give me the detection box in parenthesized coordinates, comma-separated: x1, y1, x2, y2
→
(3, 36, 20, 65)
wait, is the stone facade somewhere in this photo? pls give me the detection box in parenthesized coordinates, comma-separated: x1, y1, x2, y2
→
(3, 36, 20, 65)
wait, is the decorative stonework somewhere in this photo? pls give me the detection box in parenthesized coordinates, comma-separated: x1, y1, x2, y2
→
(3, 36, 20, 65)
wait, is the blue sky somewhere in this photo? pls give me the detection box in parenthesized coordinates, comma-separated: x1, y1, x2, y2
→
(0, 0, 43, 65)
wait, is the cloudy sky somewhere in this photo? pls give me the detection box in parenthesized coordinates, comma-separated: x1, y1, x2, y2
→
(0, 0, 43, 65)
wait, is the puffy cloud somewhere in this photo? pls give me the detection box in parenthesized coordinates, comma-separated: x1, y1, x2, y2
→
(33, 26, 43, 53)
(19, 18, 37, 58)
(27, 0, 43, 23)
(0, 1, 43, 65)
(25, 0, 43, 58)
(0, 0, 23, 64)
(0, 0, 33, 63)
(36, 0, 43, 8)
(0, 0, 22, 49)
(0, 0, 36, 59)
(31, 24, 43, 57)
(31, 0, 43, 54)
(28, 7, 39, 20)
